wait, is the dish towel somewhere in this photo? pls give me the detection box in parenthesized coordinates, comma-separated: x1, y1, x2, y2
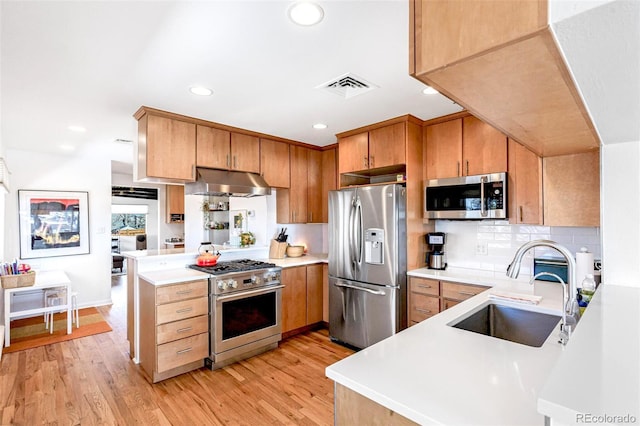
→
(488, 290, 542, 305)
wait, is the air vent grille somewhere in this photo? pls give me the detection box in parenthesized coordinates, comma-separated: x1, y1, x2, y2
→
(317, 73, 378, 99)
(112, 186, 158, 200)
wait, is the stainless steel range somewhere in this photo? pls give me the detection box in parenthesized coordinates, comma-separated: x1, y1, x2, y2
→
(189, 259, 283, 369)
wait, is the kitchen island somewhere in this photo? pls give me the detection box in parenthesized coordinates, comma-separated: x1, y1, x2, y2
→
(326, 275, 567, 425)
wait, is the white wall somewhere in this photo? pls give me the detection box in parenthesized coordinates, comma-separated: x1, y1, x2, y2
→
(435, 220, 601, 276)
(5, 149, 113, 308)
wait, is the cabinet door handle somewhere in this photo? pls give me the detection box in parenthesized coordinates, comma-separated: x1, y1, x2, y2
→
(457, 161, 460, 177)
(370, 156, 374, 168)
(192, 165, 196, 180)
(177, 326, 193, 333)
(466, 160, 469, 176)
(363, 156, 368, 168)
(233, 156, 237, 169)
(226, 154, 231, 167)
(416, 308, 432, 314)
(176, 347, 193, 355)
(176, 290, 192, 295)
(309, 212, 313, 222)
(176, 307, 193, 314)
(458, 291, 476, 296)
(519, 206, 524, 222)
(417, 284, 432, 289)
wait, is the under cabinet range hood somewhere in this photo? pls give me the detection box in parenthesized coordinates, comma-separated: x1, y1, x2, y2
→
(184, 168, 271, 197)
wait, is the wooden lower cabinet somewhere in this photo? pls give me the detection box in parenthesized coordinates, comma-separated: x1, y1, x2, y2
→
(335, 383, 418, 426)
(282, 264, 324, 335)
(139, 278, 209, 383)
(408, 277, 487, 325)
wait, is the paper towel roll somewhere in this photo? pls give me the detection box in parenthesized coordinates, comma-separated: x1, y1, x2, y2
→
(576, 247, 595, 288)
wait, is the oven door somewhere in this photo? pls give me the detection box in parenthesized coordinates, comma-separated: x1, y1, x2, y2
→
(213, 285, 283, 355)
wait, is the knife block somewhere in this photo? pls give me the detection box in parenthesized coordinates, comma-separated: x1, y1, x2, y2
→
(269, 240, 287, 259)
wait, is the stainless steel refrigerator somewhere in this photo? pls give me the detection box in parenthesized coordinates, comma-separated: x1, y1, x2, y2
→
(328, 183, 407, 349)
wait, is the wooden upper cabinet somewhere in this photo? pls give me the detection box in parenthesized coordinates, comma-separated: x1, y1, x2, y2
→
(230, 133, 260, 173)
(411, 0, 547, 75)
(196, 126, 259, 173)
(462, 116, 507, 176)
(307, 149, 322, 223)
(338, 132, 369, 174)
(321, 148, 337, 223)
(508, 139, 542, 225)
(260, 138, 290, 188)
(165, 185, 185, 223)
(410, 1, 599, 157)
(137, 113, 196, 182)
(368, 122, 406, 169)
(543, 150, 600, 227)
(425, 118, 462, 180)
(196, 125, 230, 169)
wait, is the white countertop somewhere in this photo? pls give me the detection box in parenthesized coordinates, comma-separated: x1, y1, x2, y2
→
(538, 284, 640, 424)
(138, 268, 210, 286)
(326, 279, 567, 425)
(262, 253, 328, 268)
(408, 265, 531, 287)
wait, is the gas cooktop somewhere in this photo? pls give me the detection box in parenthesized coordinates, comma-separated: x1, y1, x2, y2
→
(188, 259, 277, 275)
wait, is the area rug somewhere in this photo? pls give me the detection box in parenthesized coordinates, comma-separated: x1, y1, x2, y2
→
(3, 307, 113, 354)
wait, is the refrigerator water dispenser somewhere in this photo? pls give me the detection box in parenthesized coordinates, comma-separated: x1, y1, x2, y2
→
(364, 228, 384, 264)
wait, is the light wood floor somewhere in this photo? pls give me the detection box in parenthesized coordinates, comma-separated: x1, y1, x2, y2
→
(0, 275, 354, 425)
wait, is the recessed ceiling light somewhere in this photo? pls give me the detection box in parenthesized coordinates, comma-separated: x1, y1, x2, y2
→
(313, 123, 328, 130)
(189, 86, 213, 96)
(68, 125, 86, 132)
(59, 144, 75, 151)
(422, 86, 439, 95)
(288, 2, 324, 26)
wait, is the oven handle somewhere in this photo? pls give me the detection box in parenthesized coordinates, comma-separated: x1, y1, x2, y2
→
(215, 285, 285, 302)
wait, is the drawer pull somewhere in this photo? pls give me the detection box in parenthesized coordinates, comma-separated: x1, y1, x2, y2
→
(417, 284, 432, 289)
(458, 291, 476, 296)
(176, 290, 193, 295)
(176, 307, 193, 314)
(176, 347, 193, 355)
(177, 327, 193, 333)
(416, 308, 432, 314)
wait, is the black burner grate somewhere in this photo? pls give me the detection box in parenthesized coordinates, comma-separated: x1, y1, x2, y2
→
(188, 259, 277, 274)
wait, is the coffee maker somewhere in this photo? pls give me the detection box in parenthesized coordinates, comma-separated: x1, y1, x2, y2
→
(425, 232, 447, 270)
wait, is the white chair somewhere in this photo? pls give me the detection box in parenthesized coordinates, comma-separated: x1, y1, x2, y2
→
(44, 290, 79, 333)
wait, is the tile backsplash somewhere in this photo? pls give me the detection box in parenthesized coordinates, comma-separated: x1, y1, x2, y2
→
(435, 220, 601, 275)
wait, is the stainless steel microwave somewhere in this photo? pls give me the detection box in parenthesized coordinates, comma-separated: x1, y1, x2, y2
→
(425, 172, 507, 220)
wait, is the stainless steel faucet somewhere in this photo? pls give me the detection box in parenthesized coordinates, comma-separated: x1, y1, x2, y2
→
(529, 272, 571, 345)
(507, 240, 581, 331)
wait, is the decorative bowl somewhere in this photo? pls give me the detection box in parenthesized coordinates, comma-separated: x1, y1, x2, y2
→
(286, 245, 305, 257)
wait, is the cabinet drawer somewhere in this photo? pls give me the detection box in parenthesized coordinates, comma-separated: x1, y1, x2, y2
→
(441, 281, 485, 302)
(409, 277, 439, 296)
(156, 280, 208, 305)
(410, 293, 440, 323)
(156, 315, 209, 345)
(442, 298, 460, 311)
(156, 332, 208, 373)
(156, 297, 208, 325)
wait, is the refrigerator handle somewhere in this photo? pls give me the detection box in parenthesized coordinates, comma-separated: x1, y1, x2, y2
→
(349, 198, 357, 273)
(355, 199, 364, 266)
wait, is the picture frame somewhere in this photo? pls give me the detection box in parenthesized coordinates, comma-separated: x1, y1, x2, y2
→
(18, 190, 90, 259)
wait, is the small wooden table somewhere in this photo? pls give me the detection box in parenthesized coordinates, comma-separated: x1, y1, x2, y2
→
(3, 270, 72, 347)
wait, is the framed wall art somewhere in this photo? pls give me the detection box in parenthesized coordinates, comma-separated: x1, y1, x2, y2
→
(18, 190, 90, 259)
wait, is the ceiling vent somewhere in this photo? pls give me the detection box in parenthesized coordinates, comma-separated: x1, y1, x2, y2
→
(316, 73, 379, 99)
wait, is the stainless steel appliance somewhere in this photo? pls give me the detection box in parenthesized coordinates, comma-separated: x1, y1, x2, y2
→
(328, 184, 407, 349)
(425, 172, 507, 219)
(426, 232, 447, 270)
(188, 259, 283, 369)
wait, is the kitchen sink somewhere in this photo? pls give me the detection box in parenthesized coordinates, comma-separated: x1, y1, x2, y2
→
(449, 303, 561, 347)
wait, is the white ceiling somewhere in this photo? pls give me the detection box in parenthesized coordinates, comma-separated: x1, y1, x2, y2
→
(0, 0, 463, 173)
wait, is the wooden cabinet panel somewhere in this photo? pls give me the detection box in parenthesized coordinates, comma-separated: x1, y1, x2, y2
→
(306, 264, 323, 325)
(196, 125, 231, 169)
(425, 119, 462, 179)
(156, 315, 209, 345)
(321, 148, 337, 223)
(409, 277, 439, 296)
(165, 184, 185, 223)
(508, 138, 542, 224)
(322, 264, 329, 323)
(156, 333, 208, 373)
(142, 114, 196, 181)
(307, 149, 323, 223)
(230, 133, 260, 173)
(543, 150, 600, 227)
(156, 280, 208, 305)
(369, 122, 406, 168)
(290, 146, 309, 223)
(410, 293, 440, 323)
(442, 298, 460, 311)
(338, 132, 369, 174)
(441, 281, 485, 302)
(260, 138, 290, 188)
(462, 116, 507, 176)
(282, 266, 307, 333)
